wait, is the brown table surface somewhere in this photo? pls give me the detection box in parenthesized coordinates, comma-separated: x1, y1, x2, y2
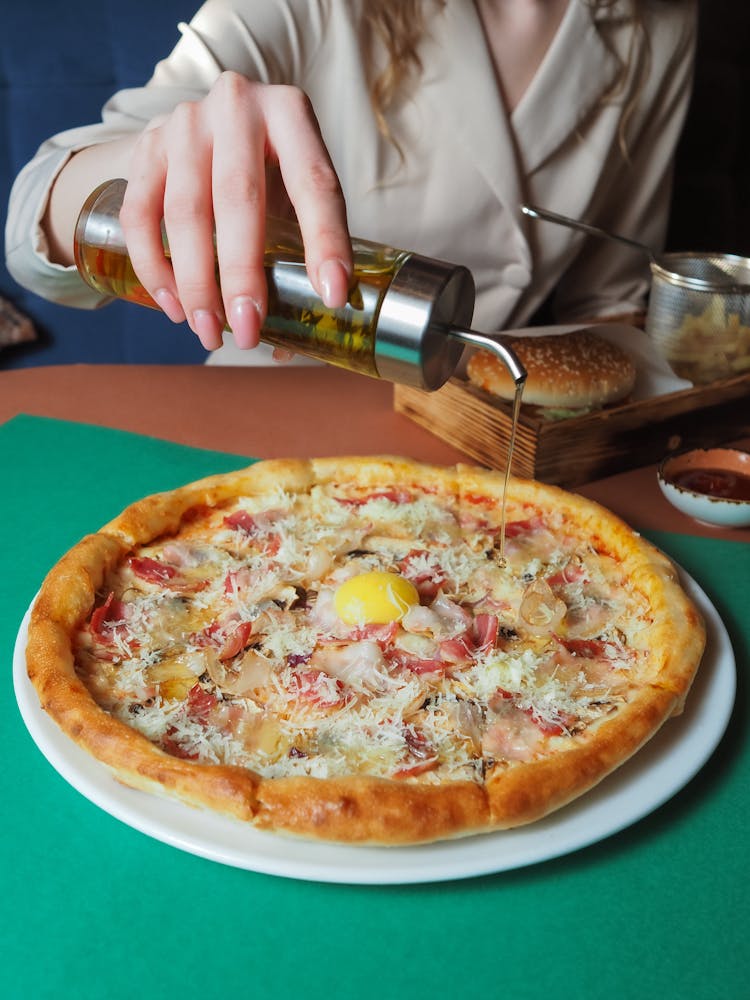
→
(1, 363, 749, 543)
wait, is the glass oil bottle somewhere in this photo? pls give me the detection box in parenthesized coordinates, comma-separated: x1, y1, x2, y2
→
(74, 178, 526, 393)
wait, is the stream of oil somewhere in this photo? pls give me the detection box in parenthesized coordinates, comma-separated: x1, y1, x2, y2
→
(496, 382, 524, 564)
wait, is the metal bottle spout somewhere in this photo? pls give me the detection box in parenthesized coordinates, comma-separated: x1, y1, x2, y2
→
(446, 327, 527, 387)
(372, 254, 527, 392)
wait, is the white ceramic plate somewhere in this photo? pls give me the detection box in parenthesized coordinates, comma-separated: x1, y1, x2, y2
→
(14, 572, 735, 884)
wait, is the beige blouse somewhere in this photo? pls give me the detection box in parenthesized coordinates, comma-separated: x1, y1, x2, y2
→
(5, 0, 696, 365)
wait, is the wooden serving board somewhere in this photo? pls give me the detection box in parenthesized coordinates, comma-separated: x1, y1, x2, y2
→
(394, 372, 750, 488)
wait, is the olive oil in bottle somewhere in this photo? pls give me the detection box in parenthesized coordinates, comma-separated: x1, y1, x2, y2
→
(74, 178, 526, 395)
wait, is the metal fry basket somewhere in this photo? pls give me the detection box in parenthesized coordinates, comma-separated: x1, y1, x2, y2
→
(646, 252, 750, 384)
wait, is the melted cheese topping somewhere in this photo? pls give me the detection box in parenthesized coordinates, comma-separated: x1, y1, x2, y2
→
(74, 482, 647, 783)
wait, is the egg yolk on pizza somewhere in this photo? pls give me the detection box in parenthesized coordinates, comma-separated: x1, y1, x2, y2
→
(334, 571, 419, 625)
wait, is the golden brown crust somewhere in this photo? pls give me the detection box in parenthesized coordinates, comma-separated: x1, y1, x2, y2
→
(26, 540, 262, 823)
(484, 685, 679, 827)
(100, 458, 316, 547)
(467, 330, 636, 409)
(255, 776, 491, 844)
(25, 456, 705, 845)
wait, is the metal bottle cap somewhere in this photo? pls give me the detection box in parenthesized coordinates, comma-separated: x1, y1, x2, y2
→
(374, 254, 476, 390)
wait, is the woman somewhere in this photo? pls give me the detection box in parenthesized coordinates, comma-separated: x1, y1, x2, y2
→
(5, 0, 697, 363)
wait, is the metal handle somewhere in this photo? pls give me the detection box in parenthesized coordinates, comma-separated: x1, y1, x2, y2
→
(521, 204, 654, 263)
(447, 327, 527, 386)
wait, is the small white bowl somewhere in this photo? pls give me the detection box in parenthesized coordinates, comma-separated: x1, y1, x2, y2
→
(658, 447, 750, 528)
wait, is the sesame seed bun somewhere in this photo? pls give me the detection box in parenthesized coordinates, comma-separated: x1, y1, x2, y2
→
(466, 330, 636, 410)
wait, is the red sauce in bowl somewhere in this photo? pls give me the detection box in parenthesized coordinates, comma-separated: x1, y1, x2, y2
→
(673, 468, 750, 501)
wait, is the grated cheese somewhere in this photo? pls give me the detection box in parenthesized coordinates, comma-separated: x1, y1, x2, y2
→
(75, 482, 651, 782)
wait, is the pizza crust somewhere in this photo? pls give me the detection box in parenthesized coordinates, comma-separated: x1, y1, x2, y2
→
(254, 775, 491, 844)
(484, 684, 679, 827)
(25, 456, 705, 845)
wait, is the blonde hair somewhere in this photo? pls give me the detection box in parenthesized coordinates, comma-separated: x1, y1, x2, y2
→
(360, 0, 445, 144)
(589, 0, 649, 157)
(362, 0, 647, 154)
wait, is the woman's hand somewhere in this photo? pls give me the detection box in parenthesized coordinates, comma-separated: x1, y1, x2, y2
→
(120, 71, 352, 350)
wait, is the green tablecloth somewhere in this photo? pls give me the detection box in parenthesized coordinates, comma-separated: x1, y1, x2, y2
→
(2, 415, 748, 1000)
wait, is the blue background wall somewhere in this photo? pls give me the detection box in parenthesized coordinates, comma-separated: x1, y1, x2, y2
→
(0, 0, 206, 367)
(1, 0, 748, 368)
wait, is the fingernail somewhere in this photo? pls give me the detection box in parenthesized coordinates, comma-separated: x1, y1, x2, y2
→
(318, 258, 349, 309)
(229, 296, 262, 349)
(272, 347, 295, 364)
(192, 309, 224, 351)
(154, 288, 185, 323)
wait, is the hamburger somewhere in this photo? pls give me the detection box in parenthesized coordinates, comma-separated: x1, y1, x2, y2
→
(466, 329, 637, 418)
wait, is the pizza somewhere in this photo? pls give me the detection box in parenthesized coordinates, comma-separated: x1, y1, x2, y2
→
(26, 456, 705, 845)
